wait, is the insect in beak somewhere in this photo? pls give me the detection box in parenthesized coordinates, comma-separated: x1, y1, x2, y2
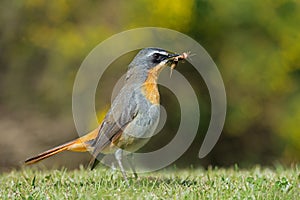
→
(169, 52, 189, 77)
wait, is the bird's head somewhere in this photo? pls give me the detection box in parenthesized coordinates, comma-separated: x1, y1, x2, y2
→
(127, 48, 187, 81)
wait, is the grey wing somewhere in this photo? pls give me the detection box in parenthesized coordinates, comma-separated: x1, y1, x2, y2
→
(90, 88, 138, 159)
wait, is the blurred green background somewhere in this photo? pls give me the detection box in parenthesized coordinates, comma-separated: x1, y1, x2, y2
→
(0, 0, 299, 171)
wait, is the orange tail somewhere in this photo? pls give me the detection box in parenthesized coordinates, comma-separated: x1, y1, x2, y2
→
(25, 128, 99, 165)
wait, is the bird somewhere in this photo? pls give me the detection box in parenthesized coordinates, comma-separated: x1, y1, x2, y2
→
(25, 47, 188, 183)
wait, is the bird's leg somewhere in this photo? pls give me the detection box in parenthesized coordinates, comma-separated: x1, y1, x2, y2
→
(126, 153, 138, 179)
(115, 149, 129, 185)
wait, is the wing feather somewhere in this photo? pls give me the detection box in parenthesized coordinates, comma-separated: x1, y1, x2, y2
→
(89, 87, 138, 168)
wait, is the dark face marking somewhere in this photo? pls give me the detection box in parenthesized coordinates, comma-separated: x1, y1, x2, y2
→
(151, 53, 169, 64)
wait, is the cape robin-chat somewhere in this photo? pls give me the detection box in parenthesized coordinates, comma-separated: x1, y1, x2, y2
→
(25, 48, 188, 183)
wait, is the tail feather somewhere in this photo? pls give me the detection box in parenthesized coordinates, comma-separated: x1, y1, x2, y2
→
(25, 128, 99, 165)
(25, 140, 77, 165)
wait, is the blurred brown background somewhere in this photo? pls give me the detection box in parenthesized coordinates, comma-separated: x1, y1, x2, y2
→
(0, 0, 299, 172)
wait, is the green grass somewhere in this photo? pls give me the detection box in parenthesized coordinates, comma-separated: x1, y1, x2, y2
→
(0, 165, 299, 199)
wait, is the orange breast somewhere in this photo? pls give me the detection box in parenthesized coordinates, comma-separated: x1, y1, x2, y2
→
(142, 82, 159, 104)
(141, 65, 162, 105)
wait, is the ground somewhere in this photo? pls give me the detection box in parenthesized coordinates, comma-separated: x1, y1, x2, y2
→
(0, 165, 299, 199)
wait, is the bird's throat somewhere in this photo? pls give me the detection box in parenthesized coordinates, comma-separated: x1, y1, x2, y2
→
(141, 65, 164, 105)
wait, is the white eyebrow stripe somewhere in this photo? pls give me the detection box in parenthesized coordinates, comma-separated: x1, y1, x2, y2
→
(147, 50, 169, 57)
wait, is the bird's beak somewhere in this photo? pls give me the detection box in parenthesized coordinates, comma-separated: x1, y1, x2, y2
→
(164, 53, 181, 65)
(167, 53, 181, 60)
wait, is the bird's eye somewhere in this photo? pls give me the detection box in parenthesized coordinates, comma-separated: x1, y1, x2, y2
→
(152, 53, 167, 63)
(153, 53, 160, 59)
